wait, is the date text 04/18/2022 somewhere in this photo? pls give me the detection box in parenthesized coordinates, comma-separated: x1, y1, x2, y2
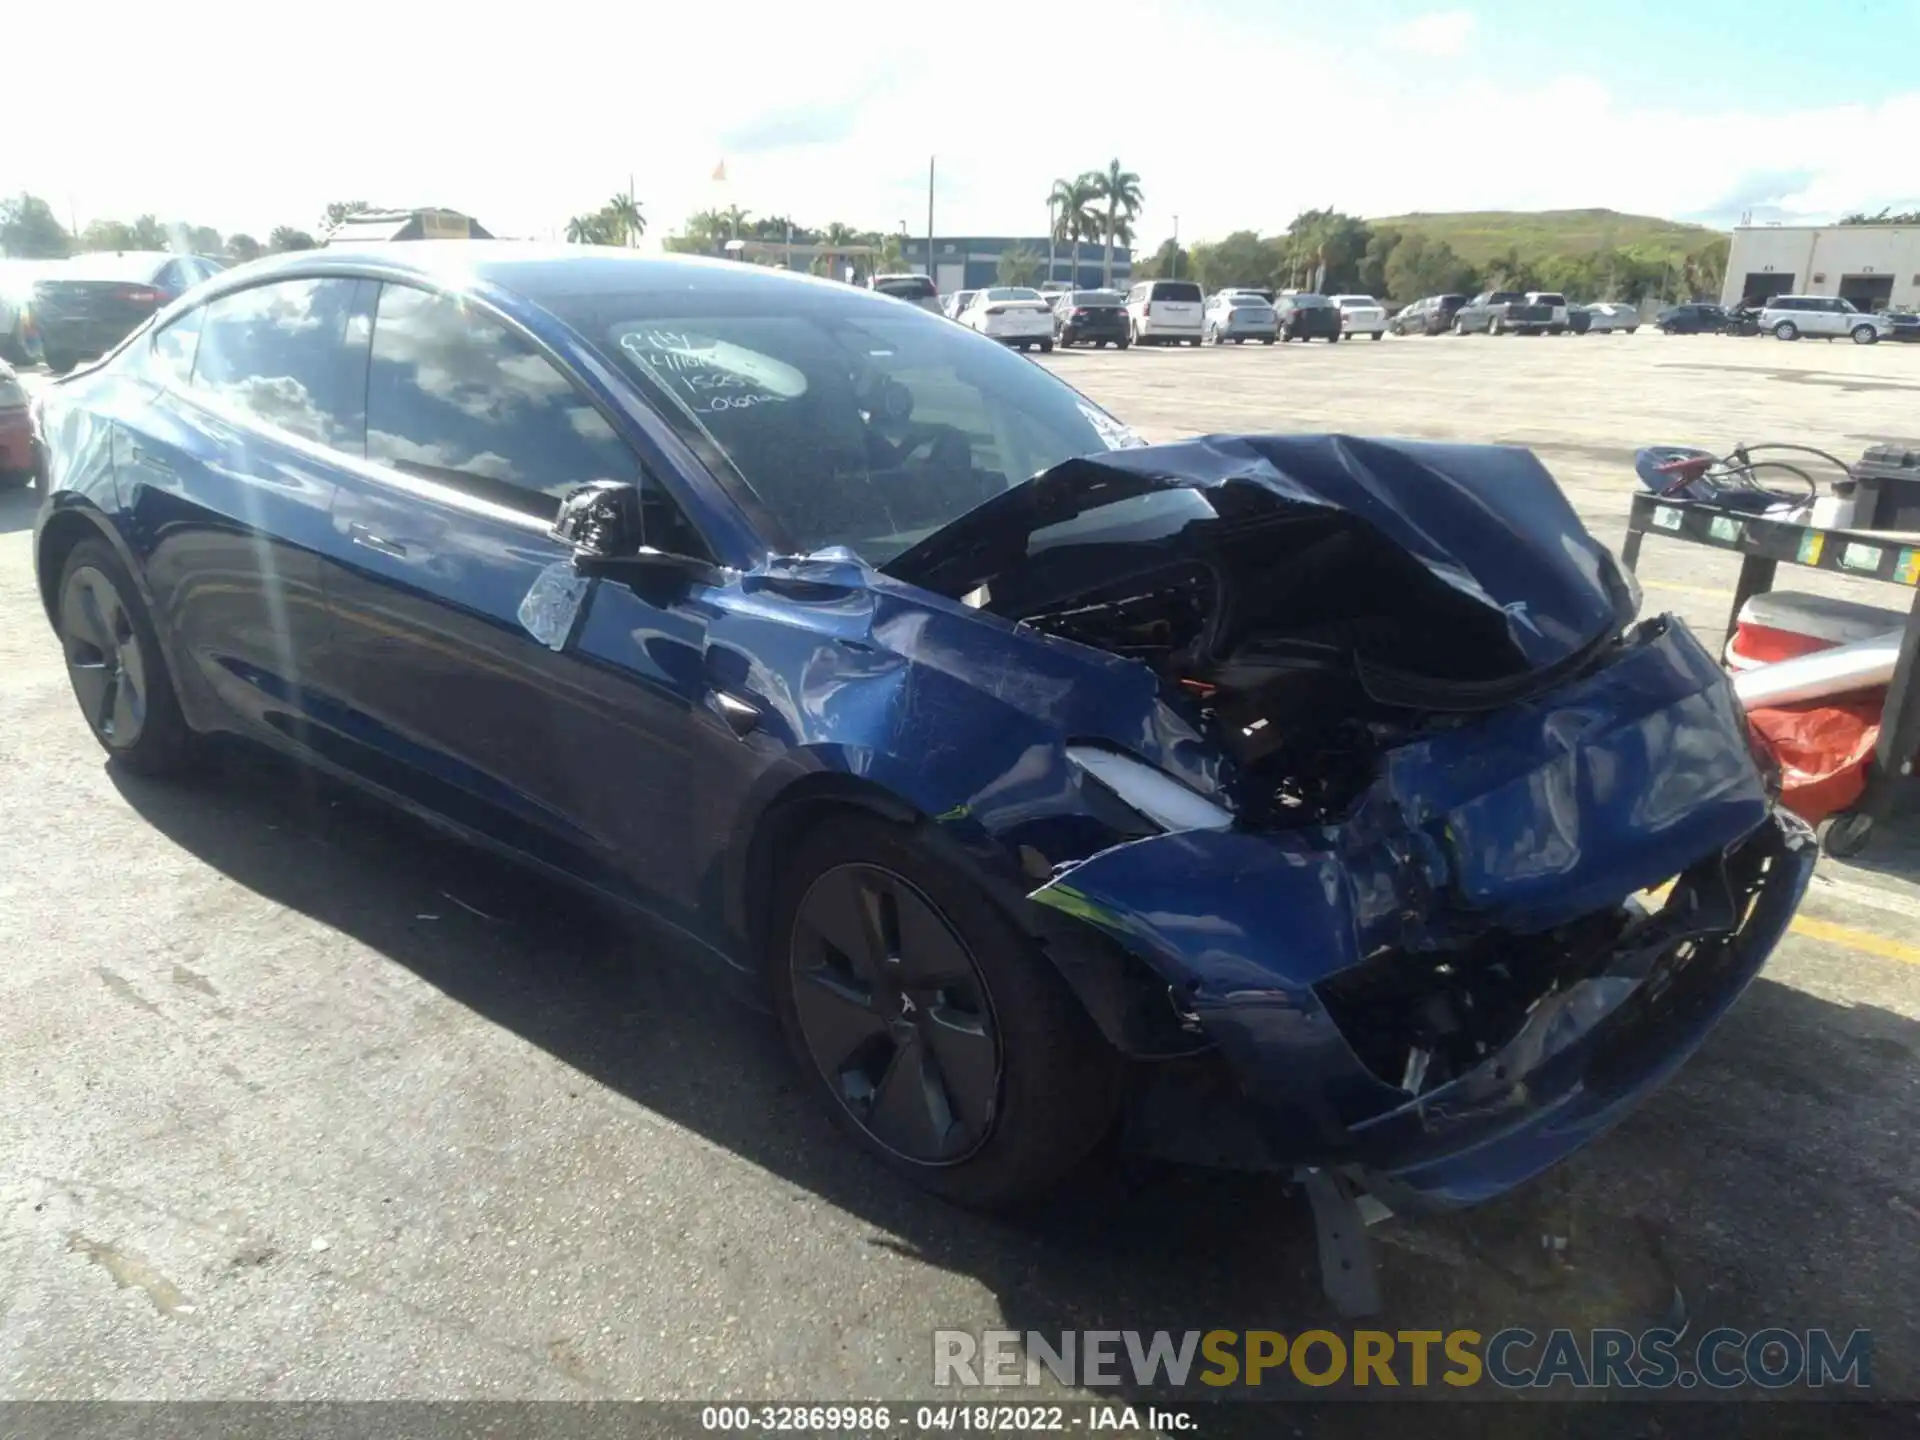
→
(698, 1404, 1196, 1432)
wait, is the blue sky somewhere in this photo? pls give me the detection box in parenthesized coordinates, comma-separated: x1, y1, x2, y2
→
(6, 1, 1917, 245)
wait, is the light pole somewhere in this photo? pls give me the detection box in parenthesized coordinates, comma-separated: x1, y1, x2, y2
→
(1172, 215, 1180, 279)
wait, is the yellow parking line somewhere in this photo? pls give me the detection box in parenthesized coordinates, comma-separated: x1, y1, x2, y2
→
(1640, 882, 1920, 966)
(1789, 914, 1920, 967)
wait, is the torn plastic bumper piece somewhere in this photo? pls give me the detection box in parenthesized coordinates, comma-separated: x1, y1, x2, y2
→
(1027, 618, 1817, 1211)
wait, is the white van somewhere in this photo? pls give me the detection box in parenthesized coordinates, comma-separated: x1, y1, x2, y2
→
(1125, 279, 1205, 346)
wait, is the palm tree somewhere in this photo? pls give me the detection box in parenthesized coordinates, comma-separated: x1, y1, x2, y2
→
(1090, 160, 1143, 288)
(1045, 177, 1077, 285)
(1050, 177, 1097, 288)
(605, 191, 644, 247)
(565, 214, 603, 244)
(723, 204, 751, 240)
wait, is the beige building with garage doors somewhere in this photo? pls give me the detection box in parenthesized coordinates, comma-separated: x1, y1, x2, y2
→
(1722, 222, 1920, 311)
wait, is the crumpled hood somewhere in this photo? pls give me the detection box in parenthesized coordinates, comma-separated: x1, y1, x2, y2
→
(882, 434, 1640, 671)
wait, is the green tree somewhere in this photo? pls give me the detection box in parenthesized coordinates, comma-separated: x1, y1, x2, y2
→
(1279, 210, 1373, 292)
(603, 191, 646, 246)
(996, 247, 1043, 286)
(183, 225, 223, 256)
(1136, 237, 1189, 281)
(227, 234, 264, 263)
(1046, 175, 1097, 287)
(1684, 236, 1728, 299)
(876, 234, 909, 272)
(1382, 232, 1478, 303)
(722, 204, 751, 239)
(1842, 208, 1920, 225)
(565, 213, 607, 243)
(1357, 227, 1400, 297)
(1090, 160, 1143, 288)
(0, 192, 71, 257)
(79, 219, 139, 252)
(269, 226, 317, 252)
(1535, 253, 1600, 298)
(1189, 230, 1270, 292)
(129, 216, 168, 249)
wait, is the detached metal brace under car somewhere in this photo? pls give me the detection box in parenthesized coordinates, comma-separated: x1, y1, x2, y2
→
(545, 434, 1816, 1315)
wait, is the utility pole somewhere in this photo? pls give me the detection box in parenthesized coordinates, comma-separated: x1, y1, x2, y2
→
(1172, 215, 1180, 279)
(926, 156, 936, 282)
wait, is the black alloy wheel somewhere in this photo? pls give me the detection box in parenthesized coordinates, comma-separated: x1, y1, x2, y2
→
(787, 860, 1002, 1166)
(56, 539, 195, 774)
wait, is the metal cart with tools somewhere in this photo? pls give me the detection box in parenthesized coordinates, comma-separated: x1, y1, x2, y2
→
(1619, 447, 1920, 859)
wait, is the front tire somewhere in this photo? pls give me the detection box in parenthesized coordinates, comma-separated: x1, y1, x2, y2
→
(770, 813, 1121, 1209)
(1851, 325, 1878, 345)
(1370, 331, 1382, 341)
(1039, 339, 1053, 353)
(55, 538, 197, 776)
(1774, 321, 1799, 341)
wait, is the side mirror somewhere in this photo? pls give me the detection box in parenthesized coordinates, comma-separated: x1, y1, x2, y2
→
(550, 480, 716, 584)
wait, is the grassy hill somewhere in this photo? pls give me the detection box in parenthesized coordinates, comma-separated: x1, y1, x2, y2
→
(1366, 208, 1725, 263)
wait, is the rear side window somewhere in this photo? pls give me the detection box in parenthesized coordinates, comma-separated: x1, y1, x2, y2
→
(150, 310, 203, 387)
(1150, 282, 1203, 303)
(364, 283, 636, 511)
(190, 278, 370, 448)
(874, 276, 937, 300)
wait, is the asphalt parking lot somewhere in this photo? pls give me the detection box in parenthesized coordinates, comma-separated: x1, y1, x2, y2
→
(4, 331, 1920, 1425)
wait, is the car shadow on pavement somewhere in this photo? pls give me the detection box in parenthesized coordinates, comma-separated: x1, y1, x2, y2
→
(108, 747, 1920, 1434)
(0, 482, 40, 535)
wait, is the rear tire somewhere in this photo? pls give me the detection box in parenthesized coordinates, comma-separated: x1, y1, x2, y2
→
(1261, 336, 1275, 345)
(1370, 331, 1382, 341)
(1039, 339, 1053, 353)
(55, 538, 197, 777)
(769, 813, 1122, 1209)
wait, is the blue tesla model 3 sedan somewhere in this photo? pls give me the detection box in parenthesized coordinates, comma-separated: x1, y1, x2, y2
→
(31, 243, 1812, 1291)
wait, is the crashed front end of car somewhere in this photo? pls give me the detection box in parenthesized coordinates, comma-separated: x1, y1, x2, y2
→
(881, 433, 1814, 1270)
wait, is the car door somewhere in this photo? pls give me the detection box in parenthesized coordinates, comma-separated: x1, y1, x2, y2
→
(312, 279, 715, 918)
(126, 275, 369, 738)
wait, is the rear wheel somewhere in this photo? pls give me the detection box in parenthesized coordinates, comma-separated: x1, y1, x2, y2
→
(1116, 338, 1130, 350)
(55, 539, 196, 776)
(770, 814, 1121, 1208)
(1261, 336, 1275, 345)
(1370, 331, 1383, 341)
(1039, 339, 1053, 353)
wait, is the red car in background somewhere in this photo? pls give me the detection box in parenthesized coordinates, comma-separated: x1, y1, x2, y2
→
(1, 360, 38, 487)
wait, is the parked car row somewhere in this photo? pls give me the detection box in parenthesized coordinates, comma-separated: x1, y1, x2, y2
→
(1659, 295, 1902, 344)
(925, 280, 1383, 351)
(0, 251, 228, 373)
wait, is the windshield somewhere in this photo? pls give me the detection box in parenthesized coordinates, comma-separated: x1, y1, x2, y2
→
(1332, 295, 1377, 306)
(983, 287, 1041, 302)
(1532, 293, 1567, 306)
(1073, 291, 1124, 306)
(1289, 293, 1334, 308)
(569, 297, 1136, 564)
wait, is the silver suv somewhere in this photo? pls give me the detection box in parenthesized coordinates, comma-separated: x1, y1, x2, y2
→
(1758, 294, 1891, 344)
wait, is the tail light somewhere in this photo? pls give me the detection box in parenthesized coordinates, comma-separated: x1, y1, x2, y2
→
(1071, 308, 1090, 319)
(117, 286, 162, 305)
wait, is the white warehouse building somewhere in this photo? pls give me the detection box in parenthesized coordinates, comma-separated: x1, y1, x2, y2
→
(1722, 223, 1920, 311)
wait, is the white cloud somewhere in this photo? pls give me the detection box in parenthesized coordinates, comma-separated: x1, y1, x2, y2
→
(3, 0, 1915, 255)
(1383, 10, 1477, 58)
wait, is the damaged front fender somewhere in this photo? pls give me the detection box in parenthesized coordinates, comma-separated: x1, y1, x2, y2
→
(1027, 617, 1813, 1202)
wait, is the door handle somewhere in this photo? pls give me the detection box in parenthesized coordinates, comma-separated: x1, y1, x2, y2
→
(127, 442, 174, 475)
(348, 523, 409, 558)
